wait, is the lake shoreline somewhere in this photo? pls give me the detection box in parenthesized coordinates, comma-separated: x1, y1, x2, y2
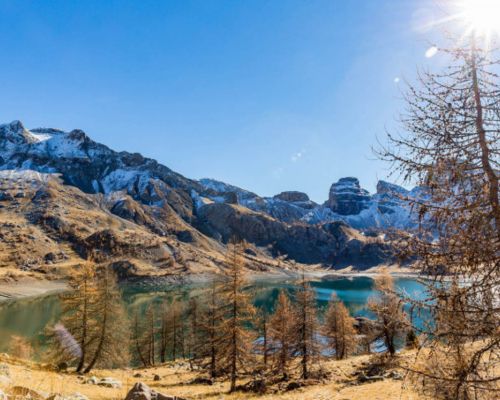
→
(0, 278, 68, 303)
(0, 267, 423, 303)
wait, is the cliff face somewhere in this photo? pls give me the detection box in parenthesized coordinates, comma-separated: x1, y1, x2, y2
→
(0, 120, 411, 277)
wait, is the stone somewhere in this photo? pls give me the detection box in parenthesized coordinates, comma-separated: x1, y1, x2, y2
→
(85, 376, 99, 385)
(358, 372, 384, 383)
(285, 381, 304, 391)
(386, 370, 403, 380)
(44, 253, 57, 263)
(240, 378, 266, 394)
(124, 382, 186, 400)
(189, 376, 213, 385)
(67, 393, 89, 400)
(97, 377, 122, 388)
(153, 375, 160, 381)
(56, 362, 68, 372)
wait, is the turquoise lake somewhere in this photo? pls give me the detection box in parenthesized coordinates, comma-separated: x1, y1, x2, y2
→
(0, 276, 429, 354)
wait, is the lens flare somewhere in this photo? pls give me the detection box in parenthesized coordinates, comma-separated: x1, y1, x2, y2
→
(459, 0, 500, 36)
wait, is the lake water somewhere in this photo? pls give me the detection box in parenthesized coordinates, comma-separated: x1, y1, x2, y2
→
(0, 276, 429, 354)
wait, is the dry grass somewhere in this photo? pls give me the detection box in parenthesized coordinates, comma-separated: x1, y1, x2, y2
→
(0, 353, 429, 400)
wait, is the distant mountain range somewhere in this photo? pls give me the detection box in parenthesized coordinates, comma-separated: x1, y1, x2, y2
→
(0, 120, 420, 279)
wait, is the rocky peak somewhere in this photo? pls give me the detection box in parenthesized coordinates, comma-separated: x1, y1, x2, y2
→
(0, 120, 35, 145)
(273, 191, 309, 203)
(326, 177, 370, 215)
(376, 180, 408, 196)
(273, 190, 309, 203)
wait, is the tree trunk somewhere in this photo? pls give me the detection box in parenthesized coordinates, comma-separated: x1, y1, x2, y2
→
(470, 36, 500, 232)
(76, 280, 88, 373)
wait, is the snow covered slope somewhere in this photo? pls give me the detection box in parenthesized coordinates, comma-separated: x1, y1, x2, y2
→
(0, 119, 419, 271)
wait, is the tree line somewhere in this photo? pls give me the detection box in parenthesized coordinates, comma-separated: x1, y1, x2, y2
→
(48, 243, 411, 393)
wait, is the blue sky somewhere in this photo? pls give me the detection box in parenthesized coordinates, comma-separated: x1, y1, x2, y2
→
(0, 0, 444, 202)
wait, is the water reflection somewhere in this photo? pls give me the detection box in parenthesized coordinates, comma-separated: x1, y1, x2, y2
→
(0, 276, 429, 354)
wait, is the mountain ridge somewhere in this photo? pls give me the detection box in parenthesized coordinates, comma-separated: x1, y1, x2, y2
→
(0, 120, 413, 280)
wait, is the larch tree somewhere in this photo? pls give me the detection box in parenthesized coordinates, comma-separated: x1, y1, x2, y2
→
(218, 242, 256, 392)
(292, 274, 321, 380)
(268, 290, 295, 380)
(196, 279, 222, 379)
(379, 28, 499, 399)
(255, 306, 270, 369)
(54, 261, 97, 372)
(143, 304, 157, 366)
(186, 296, 200, 370)
(323, 294, 357, 360)
(132, 310, 150, 368)
(165, 298, 185, 361)
(83, 267, 129, 373)
(367, 271, 408, 356)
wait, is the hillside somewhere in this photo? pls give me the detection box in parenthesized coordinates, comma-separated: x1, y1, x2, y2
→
(0, 353, 426, 400)
(0, 120, 415, 281)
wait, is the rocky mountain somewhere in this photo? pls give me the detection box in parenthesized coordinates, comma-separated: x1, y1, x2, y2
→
(195, 176, 420, 230)
(0, 120, 415, 280)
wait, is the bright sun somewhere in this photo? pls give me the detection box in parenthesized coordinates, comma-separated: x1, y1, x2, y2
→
(459, 0, 500, 36)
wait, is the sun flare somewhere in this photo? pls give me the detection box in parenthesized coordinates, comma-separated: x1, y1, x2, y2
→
(459, 0, 500, 36)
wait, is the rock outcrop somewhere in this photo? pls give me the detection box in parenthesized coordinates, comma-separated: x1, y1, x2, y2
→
(326, 177, 371, 215)
(273, 191, 310, 203)
(197, 203, 393, 267)
(124, 382, 185, 400)
(0, 120, 415, 274)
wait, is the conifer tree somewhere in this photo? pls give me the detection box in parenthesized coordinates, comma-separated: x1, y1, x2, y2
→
(218, 242, 256, 392)
(143, 305, 157, 366)
(56, 262, 97, 372)
(379, 29, 499, 398)
(268, 290, 295, 380)
(255, 306, 270, 368)
(292, 274, 320, 379)
(165, 298, 184, 361)
(186, 296, 200, 370)
(132, 310, 150, 367)
(196, 279, 222, 379)
(323, 294, 357, 360)
(83, 267, 129, 373)
(367, 271, 408, 356)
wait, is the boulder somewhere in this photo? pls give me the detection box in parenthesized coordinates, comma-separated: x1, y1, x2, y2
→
(85, 376, 99, 385)
(124, 382, 186, 400)
(46, 394, 89, 400)
(239, 378, 266, 394)
(97, 377, 122, 388)
(66, 393, 89, 400)
(358, 372, 384, 383)
(385, 370, 403, 380)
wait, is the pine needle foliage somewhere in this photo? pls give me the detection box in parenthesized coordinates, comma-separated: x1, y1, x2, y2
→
(217, 242, 257, 392)
(291, 274, 321, 379)
(323, 294, 358, 360)
(268, 290, 295, 380)
(378, 33, 500, 399)
(367, 271, 409, 356)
